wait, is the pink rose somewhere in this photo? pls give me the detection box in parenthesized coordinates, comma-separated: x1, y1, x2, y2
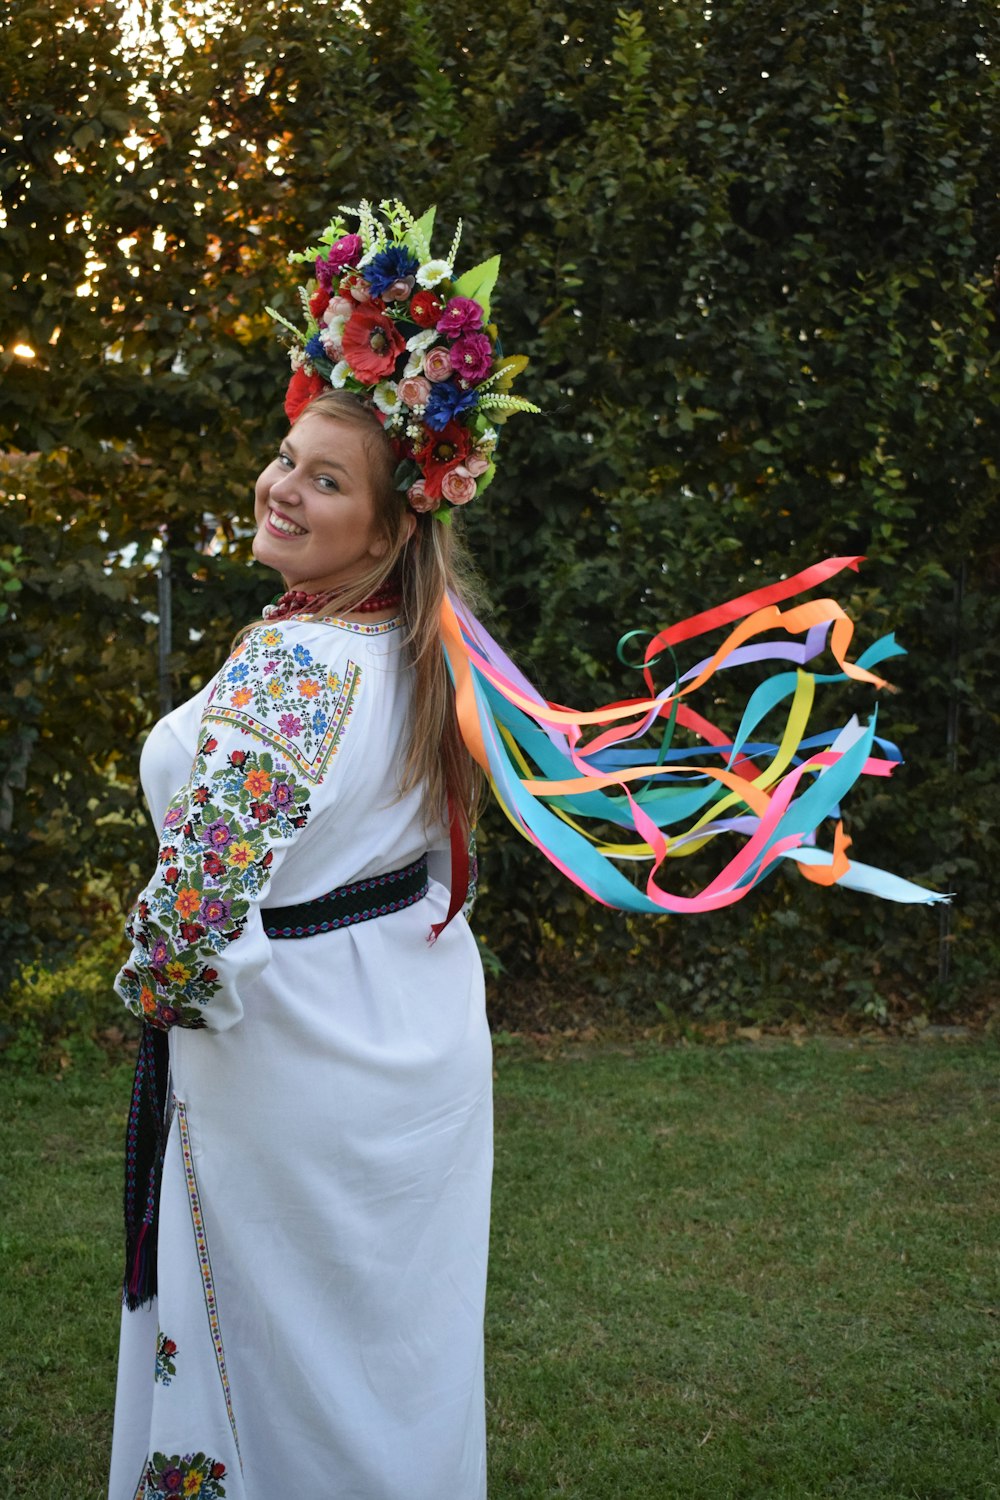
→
(465, 452, 490, 477)
(350, 280, 374, 303)
(437, 296, 485, 339)
(319, 326, 342, 358)
(441, 466, 477, 505)
(384, 276, 416, 302)
(423, 346, 453, 382)
(398, 375, 432, 408)
(450, 331, 492, 384)
(408, 480, 440, 514)
(325, 295, 354, 322)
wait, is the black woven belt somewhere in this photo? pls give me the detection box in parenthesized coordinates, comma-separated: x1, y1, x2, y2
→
(261, 855, 429, 939)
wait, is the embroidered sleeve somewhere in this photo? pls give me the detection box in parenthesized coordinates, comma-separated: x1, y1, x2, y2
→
(115, 628, 361, 1032)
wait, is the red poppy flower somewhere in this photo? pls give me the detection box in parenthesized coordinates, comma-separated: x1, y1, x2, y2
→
(284, 367, 324, 422)
(309, 286, 330, 319)
(341, 305, 406, 383)
(230, 750, 247, 767)
(415, 422, 472, 500)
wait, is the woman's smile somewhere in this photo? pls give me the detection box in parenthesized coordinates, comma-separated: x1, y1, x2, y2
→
(265, 506, 308, 538)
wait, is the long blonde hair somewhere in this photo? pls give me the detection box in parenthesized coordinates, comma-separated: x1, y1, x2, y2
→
(281, 390, 485, 836)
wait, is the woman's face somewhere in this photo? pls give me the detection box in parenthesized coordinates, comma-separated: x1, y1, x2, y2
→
(252, 411, 387, 592)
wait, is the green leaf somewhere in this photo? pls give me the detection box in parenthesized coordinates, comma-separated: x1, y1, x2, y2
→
(453, 256, 501, 319)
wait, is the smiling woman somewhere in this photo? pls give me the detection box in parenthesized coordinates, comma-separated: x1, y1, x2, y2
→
(251, 407, 411, 594)
(109, 376, 493, 1500)
(108, 198, 943, 1500)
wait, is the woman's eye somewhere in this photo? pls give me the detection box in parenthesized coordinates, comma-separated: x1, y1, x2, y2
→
(317, 475, 339, 491)
(278, 452, 293, 469)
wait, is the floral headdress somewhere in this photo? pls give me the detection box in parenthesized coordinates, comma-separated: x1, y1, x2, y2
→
(267, 200, 539, 520)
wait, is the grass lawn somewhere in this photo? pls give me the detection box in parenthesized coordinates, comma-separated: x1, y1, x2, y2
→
(1, 1037, 997, 1498)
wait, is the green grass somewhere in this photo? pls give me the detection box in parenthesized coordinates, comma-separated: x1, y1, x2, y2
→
(1, 1039, 997, 1498)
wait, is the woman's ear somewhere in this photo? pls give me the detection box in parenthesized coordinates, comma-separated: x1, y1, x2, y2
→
(400, 510, 418, 545)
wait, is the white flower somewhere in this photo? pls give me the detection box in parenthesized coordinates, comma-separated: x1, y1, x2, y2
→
(330, 359, 351, 388)
(289, 345, 307, 371)
(416, 259, 452, 289)
(403, 328, 437, 377)
(479, 426, 499, 450)
(372, 380, 400, 416)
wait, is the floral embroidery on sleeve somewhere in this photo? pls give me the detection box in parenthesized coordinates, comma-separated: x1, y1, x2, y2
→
(204, 628, 360, 785)
(144, 1453, 226, 1498)
(117, 736, 311, 1030)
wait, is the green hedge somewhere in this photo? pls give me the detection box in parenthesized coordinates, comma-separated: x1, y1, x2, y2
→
(2, 0, 997, 1016)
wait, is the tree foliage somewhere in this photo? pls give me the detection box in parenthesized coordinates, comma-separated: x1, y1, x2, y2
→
(2, 0, 997, 1015)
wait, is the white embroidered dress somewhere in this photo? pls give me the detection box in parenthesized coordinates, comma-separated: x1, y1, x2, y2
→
(108, 613, 492, 1500)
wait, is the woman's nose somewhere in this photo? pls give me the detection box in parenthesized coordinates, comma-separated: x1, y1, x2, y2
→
(269, 470, 301, 504)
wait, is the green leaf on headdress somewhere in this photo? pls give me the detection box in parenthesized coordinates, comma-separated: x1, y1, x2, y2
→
(474, 461, 497, 499)
(265, 305, 307, 343)
(453, 255, 501, 320)
(434, 505, 454, 526)
(479, 354, 529, 395)
(407, 205, 437, 262)
(393, 458, 420, 493)
(477, 393, 541, 422)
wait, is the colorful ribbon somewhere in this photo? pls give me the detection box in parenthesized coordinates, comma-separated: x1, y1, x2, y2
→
(440, 556, 945, 912)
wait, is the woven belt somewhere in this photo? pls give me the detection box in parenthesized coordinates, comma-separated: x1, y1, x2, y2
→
(261, 854, 429, 939)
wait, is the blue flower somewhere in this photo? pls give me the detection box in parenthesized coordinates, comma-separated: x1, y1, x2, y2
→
(312, 709, 328, 734)
(228, 662, 249, 683)
(364, 245, 419, 297)
(425, 381, 480, 432)
(292, 644, 313, 666)
(305, 334, 325, 360)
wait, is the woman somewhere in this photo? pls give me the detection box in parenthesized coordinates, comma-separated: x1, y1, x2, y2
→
(111, 199, 942, 1500)
(110, 387, 497, 1498)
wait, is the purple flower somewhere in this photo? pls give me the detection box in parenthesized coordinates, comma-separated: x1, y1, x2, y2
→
(278, 713, 303, 738)
(200, 818, 232, 850)
(199, 894, 232, 928)
(363, 244, 419, 297)
(316, 234, 362, 288)
(151, 939, 169, 967)
(272, 781, 295, 808)
(263, 660, 278, 675)
(425, 381, 480, 431)
(450, 331, 493, 383)
(161, 1468, 184, 1494)
(162, 806, 185, 830)
(437, 296, 485, 339)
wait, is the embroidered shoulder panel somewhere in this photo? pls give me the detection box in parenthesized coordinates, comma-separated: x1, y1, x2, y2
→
(204, 627, 361, 785)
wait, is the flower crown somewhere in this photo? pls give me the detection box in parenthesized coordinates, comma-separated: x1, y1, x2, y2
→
(267, 200, 539, 520)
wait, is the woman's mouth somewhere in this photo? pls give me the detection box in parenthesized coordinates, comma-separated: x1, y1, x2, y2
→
(266, 507, 308, 538)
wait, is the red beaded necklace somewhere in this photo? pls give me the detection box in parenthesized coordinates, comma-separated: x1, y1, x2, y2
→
(262, 578, 403, 623)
